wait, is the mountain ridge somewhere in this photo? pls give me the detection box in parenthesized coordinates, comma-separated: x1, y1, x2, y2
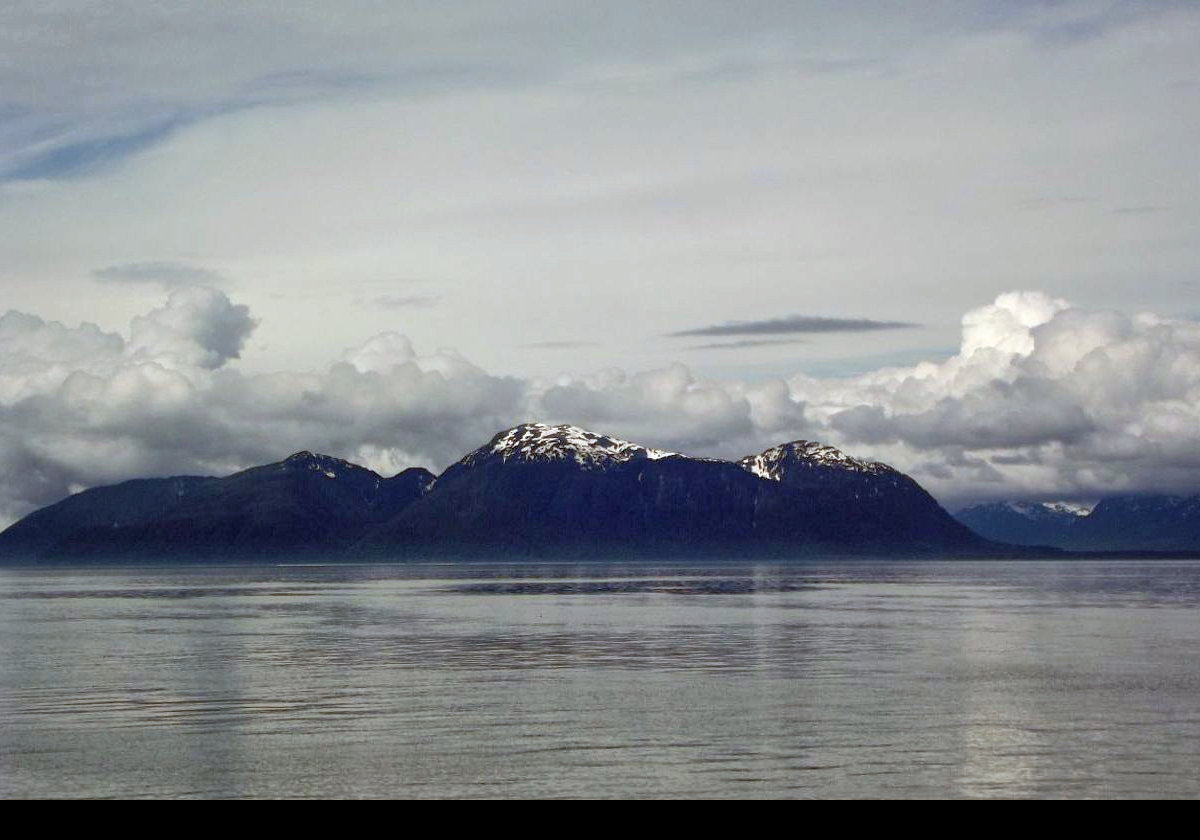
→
(2, 423, 1001, 561)
(956, 496, 1200, 552)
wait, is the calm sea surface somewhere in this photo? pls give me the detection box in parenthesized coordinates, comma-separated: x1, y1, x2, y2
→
(1, 559, 1199, 799)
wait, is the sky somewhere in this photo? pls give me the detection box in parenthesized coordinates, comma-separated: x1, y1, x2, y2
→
(1, 1, 1199, 525)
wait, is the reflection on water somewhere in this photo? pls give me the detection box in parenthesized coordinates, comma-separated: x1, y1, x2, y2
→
(444, 577, 824, 596)
(1, 560, 1199, 798)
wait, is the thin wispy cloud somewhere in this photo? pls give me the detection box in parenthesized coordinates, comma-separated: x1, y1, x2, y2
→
(523, 341, 602, 350)
(4, 118, 184, 181)
(92, 261, 226, 289)
(1016, 195, 1098, 212)
(690, 338, 808, 351)
(1112, 205, 1172, 215)
(669, 315, 916, 338)
(1027, 4, 1157, 50)
(370, 294, 441, 310)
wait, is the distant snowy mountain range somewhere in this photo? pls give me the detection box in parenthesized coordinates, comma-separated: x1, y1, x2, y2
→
(955, 497, 1200, 552)
(0, 423, 994, 561)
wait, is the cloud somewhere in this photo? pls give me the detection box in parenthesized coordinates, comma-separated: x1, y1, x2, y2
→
(4, 287, 1200, 528)
(668, 315, 916, 338)
(541, 290, 1200, 503)
(369, 294, 441, 310)
(93, 261, 227, 289)
(0, 292, 525, 526)
(522, 341, 602, 350)
(959, 291, 1069, 357)
(690, 339, 807, 351)
(1111, 205, 1172, 216)
(2, 3, 891, 181)
(786, 292, 1200, 502)
(3, 2, 1198, 393)
(534, 363, 756, 452)
(5, 118, 184, 181)
(128, 287, 257, 370)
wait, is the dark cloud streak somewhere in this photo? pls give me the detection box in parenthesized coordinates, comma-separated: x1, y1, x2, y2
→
(669, 315, 916, 338)
(93, 261, 226, 289)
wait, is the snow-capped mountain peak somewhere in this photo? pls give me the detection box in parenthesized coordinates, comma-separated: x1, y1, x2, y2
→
(461, 423, 676, 470)
(999, 501, 1093, 520)
(740, 440, 892, 480)
(282, 451, 362, 480)
(1036, 501, 1092, 517)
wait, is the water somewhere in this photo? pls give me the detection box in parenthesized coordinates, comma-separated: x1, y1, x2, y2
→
(1, 559, 1199, 799)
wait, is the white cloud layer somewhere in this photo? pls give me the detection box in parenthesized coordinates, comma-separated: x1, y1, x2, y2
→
(2, 286, 1200, 527)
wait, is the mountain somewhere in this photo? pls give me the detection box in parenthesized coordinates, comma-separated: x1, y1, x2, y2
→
(0, 452, 433, 560)
(1065, 495, 1200, 551)
(955, 496, 1200, 552)
(0, 422, 996, 561)
(954, 501, 1090, 548)
(360, 424, 989, 557)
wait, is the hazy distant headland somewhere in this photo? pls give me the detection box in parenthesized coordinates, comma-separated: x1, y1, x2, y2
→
(954, 498, 1200, 554)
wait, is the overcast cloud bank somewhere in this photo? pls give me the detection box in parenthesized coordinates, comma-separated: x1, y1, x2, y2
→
(2, 286, 1199, 527)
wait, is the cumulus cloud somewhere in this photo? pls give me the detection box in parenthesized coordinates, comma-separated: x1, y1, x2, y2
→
(3, 286, 1200, 528)
(0, 292, 525, 526)
(128, 286, 257, 370)
(788, 292, 1200, 502)
(534, 364, 756, 452)
(530, 290, 1200, 503)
